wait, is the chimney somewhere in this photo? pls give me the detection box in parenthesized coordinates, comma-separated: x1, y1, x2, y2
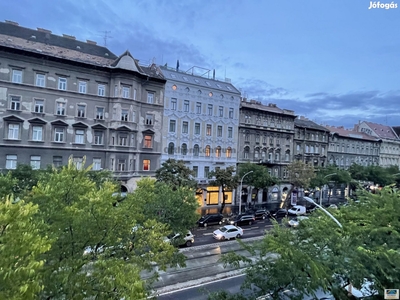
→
(5, 20, 19, 26)
(62, 34, 76, 40)
(37, 27, 52, 34)
(86, 39, 97, 45)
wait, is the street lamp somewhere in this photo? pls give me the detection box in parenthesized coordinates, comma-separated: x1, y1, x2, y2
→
(303, 196, 342, 228)
(239, 171, 253, 215)
(321, 173, 337, 206)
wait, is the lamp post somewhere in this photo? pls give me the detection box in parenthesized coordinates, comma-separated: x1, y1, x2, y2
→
(321, 173, 337, 206)
(303, 196, 342, 228)
(239, 171, 253, 215)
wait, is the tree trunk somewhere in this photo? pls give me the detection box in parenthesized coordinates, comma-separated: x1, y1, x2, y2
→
(280, 185, 295, 210)
(219, 187, 226, 214)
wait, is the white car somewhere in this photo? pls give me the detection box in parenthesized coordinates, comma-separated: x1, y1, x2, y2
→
(288, 205, 307, 216)
(213, 225, 243, 241)
(165, 231, 194, 247)
(288, 216, 309, 228)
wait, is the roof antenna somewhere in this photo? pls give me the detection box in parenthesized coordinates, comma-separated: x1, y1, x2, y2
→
(99, 30, 112, 47)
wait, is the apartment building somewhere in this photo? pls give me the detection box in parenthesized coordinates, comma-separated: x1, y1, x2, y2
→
(0, 21, 165, 191)
(159, 65, 241, 209)
(238, 98, 296, 207)
(354, 121, 400, 168)
(294, 116, 329, 168)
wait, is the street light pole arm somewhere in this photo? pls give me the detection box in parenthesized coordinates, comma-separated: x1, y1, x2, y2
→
(303, 196, 343, 228)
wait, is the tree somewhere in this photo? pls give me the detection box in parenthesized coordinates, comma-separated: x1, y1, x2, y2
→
(0, 196, 52, 300)
(26, 158, 185, 299)
(237, 163, 279, 205)
(282, 160, 315, 208)
(208, 166, 238, 214)
(208, 186, 400, 300)
(155, 159, 197, 190)
(0, 172, 18, 199)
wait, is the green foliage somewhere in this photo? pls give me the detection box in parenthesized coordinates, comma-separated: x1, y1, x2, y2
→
(209, 186, 400, 299)
(348, 164, 400, 186)
(155, 158, 197, 190)
(237, 163, 279, 189)
(0, 172, 18, 199)
(0, 196, 52, 300)
(287, 160, 315, 189)
(209, 166, 237, 214)
(310, 166, 352, 189)
(22, 158, 185, 299)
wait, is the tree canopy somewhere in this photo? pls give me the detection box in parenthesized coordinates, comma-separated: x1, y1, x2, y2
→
(155, 158, 197, 189)
(208, 166, 237, 214)
(237, 163, 279, 190)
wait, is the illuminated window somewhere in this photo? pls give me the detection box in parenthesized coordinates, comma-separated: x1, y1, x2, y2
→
(216, 146, 221, 158)
(205, 145, 211, 157)
(226, 147, 232, 158)
(144, 135, 152, 148)
(143, 159, 150, 171)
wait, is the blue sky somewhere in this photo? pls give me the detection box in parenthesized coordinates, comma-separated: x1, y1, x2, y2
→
(1, 0, 399, 128)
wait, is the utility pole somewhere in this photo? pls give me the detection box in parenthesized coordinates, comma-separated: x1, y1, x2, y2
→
(99, 31, 112, 47)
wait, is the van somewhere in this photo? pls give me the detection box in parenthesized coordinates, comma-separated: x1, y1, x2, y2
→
(287, 205, 306, 216)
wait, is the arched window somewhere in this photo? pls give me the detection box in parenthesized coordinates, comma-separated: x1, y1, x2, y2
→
(205, 145, 211, 157)
(181, 143, 187, 155)
(168, 142, 175, 155)
(244, 147, 250, 159)
(254, 147, 260, 159)
(262, 149, 267, 158)
(193, 144, 199, 157)
(275, 151, 280, 161)
(216, 146, 221, 158)
(285, 150, 290, 161)
(226, 147, 232, 158)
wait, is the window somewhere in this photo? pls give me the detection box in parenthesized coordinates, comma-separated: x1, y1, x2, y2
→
(77, 105, 86, 118)
(8, 124, 19, 140)
(217, 126, 222, 137)
(147, 92, 154, 104)
(117, 159, 126, 171)
(193, 166, 198, 177)
(36, 74, 45, 87)
(32, 126, 43, 141)
(194, 123, 200, 135)
(168, 142, 175, 155)
(30, 156, 41, 170)
(275, 152, 280, 161)
(143, 159, 150, 171)
(208, 104, 213, 116)
(56, 101, 66, 115)
(122, 86, 130, 98)
(93, 158, 102, 171)
(229, 108, 234, 119)
(73, 157, 83, 170)
(94, 131, 104, 145)
(181, 143, 188, 155)
(196, 102, 201, 114)
(228, 127, 233, 138)
(226, 147, 232, 158)
(182, 121, 189, 134)
(114, 85, 119, 97)
(119, 134, 128, 146)
(144, 135, 152, 148)
(256, 134, 260, 143)
(53, 156, 63, 167)
(244, 147, 249, 159)
(219, 106, 224, 117)
(75, 129, 85, 144)
(193, 144, 200, 157)
(254, 148, 260, 159)
(216, 146, 221, 158)
(96, 107, 104, 120)
(204, 166, 210, 178)
(206, 124, 212, 136)
(54, 128, 65, 142)
(169, 120, 176, 132)
(12, 69, 22, 83)
(285, 151, 290, 161)
(98, 84, 105, 96)
(10, 96, 20, 110)
(205, 145, 211, 157)
(6, 155, 17, 169)
(145, 114, 153, 125)
(121, 109, 129, 121)
(133, 89, 137, 100)
(78, 81, 87, 94)
(184, 100, 189, 112)
(171, 98, 177, 110)
(34, 99, 44, 113)
(58, 77, 67, 90)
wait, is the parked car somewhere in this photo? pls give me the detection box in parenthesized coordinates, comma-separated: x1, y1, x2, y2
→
(213, 225, 243, 240)
(271, 209, 288, 219)
(228, 214, 256, 226)
(327, 204, 338, 210)
(288, 216, 309, 228)
(165, 231, 194, 247)
(288, 205, 307, 216)
(197, 213, 224, 227)
(245, 209, 269, 220)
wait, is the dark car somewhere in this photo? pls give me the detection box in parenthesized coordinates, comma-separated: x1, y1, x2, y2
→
(245, 209, 269, 220)
(197, 214, 224, 227)
(271, 209, 288, 219)
(228, 214, 256, 226)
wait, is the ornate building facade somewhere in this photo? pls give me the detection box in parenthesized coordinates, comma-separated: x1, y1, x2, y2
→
(0, 21, 165, 191)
